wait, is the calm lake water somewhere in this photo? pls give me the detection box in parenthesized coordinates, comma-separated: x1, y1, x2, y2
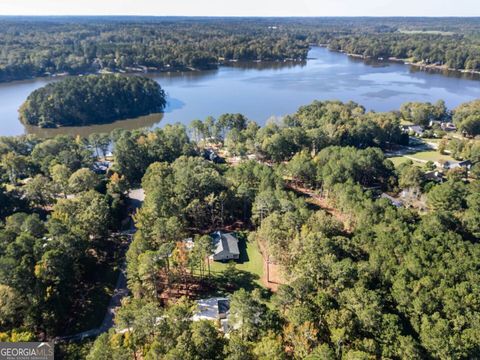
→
(1, 47, 480, 137)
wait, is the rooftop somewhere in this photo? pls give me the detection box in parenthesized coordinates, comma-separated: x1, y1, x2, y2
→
(192, 297, 230, 322)
(212, 231, 240, 256)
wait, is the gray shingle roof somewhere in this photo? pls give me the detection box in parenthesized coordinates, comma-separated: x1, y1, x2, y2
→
(212, 231, 240, 256)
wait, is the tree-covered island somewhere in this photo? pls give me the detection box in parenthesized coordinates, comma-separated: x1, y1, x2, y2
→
(19, 74, 166, 128)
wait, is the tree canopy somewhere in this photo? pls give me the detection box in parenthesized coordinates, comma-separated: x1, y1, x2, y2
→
(19, 74, 166, 127)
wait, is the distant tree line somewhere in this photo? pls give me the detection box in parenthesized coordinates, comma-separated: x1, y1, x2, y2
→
(326, 33, 480, 71)
(0, 17, 479, 82)
(0, 18, 310, 82)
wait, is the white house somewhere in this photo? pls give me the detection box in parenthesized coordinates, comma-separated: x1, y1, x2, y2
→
(407, 125, 425, 137)
(435, 160, 471, 170)
(211, 231, 240, 261)
(193, 297, 230, 333)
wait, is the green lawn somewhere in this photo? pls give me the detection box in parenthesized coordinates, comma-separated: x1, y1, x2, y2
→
(389, 150, 454, 168)
(409, 150, 454, 162)
(388, 156, 419, 167)
(208, 232, 264, 287)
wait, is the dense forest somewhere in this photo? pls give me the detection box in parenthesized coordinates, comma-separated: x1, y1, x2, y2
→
(1, 99, 480, 358)
(19, 74, 166, 127)
(0, 17, 479, 82)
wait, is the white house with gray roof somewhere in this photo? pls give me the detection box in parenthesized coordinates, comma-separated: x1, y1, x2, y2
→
(193, 297, 230, 333)
(210, 231, 240, 261)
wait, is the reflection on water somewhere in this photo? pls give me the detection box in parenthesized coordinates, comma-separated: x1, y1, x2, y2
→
(228, 59, 308, 71)
(408, 65, 480, 81)
(24, 113, 164, 138)
(1, 47, 480, 138)
(164, 98, 186, 113)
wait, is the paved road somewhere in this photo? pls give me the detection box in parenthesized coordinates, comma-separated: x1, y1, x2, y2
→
(55, 189, 144, 343)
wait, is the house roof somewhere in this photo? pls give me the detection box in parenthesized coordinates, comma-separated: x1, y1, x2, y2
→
(424, 171, 444, 182)
(438, 160, 471, 169)
(218, 299, 230, 316)
(193, 297, 230, 321)
(212, 232, 240, 256)
(408, 125, 424, 134)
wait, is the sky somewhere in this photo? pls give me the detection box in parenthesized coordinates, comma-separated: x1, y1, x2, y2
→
(0, 0, 478, 17)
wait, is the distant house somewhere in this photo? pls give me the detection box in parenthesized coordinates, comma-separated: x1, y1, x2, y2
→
(435, 160, 471, 170)
(92, 161, 112, 174)
(406, 125, 425, 137)
(424, 170, 444, 183)
(203, 148, 225, 164)
(380, 193, 403, 207)
(211, 231, 240, 261)
(193, 297, 230, 332)
(429, 120, 457, 132)
(441, 122, 457, 132)
(116, 297, 231, 335)
(193, 297, 230, 321)
(451, 160, 471, 170)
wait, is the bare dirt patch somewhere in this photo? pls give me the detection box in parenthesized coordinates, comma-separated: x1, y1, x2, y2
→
(256, 238, 285, 292)
(286, 181, 352, 232)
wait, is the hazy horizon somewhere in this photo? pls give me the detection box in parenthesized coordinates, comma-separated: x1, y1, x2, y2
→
(0, 0, 478, 17)
(0, 15, 479, 18)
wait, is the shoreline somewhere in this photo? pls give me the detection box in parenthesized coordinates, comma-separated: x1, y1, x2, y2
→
(1, 47, 478, 86)
(389, 56, 480, 76)
(0, 58, 308, 86)
(322, 45, 480, 77)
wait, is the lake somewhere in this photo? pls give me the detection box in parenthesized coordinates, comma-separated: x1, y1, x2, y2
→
(1, 47, 480, 137)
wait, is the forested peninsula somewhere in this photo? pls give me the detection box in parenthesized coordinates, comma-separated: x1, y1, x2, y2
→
(19, 74, 166, 127)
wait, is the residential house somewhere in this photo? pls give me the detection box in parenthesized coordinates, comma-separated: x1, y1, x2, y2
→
(408, 125, 425, 136)
(424, 170, 444, 183)
(193, 297, 230, 333)
(441, 122, 457, 132)
(429, 121, 457, 132)
(118, 297, 231, 335)
(203, 148, 225, 164)
(211, 231, 240, 261)
(92, 161, 112, 174)
(435, 160, 471, 170)
(402, 125, 424, 137)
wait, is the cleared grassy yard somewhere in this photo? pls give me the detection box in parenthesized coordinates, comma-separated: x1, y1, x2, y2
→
(388, 150, 455, 168)
(409, 150, 453, 162)
(389, 156, 422, 167)
(208, 233, 264, 287)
